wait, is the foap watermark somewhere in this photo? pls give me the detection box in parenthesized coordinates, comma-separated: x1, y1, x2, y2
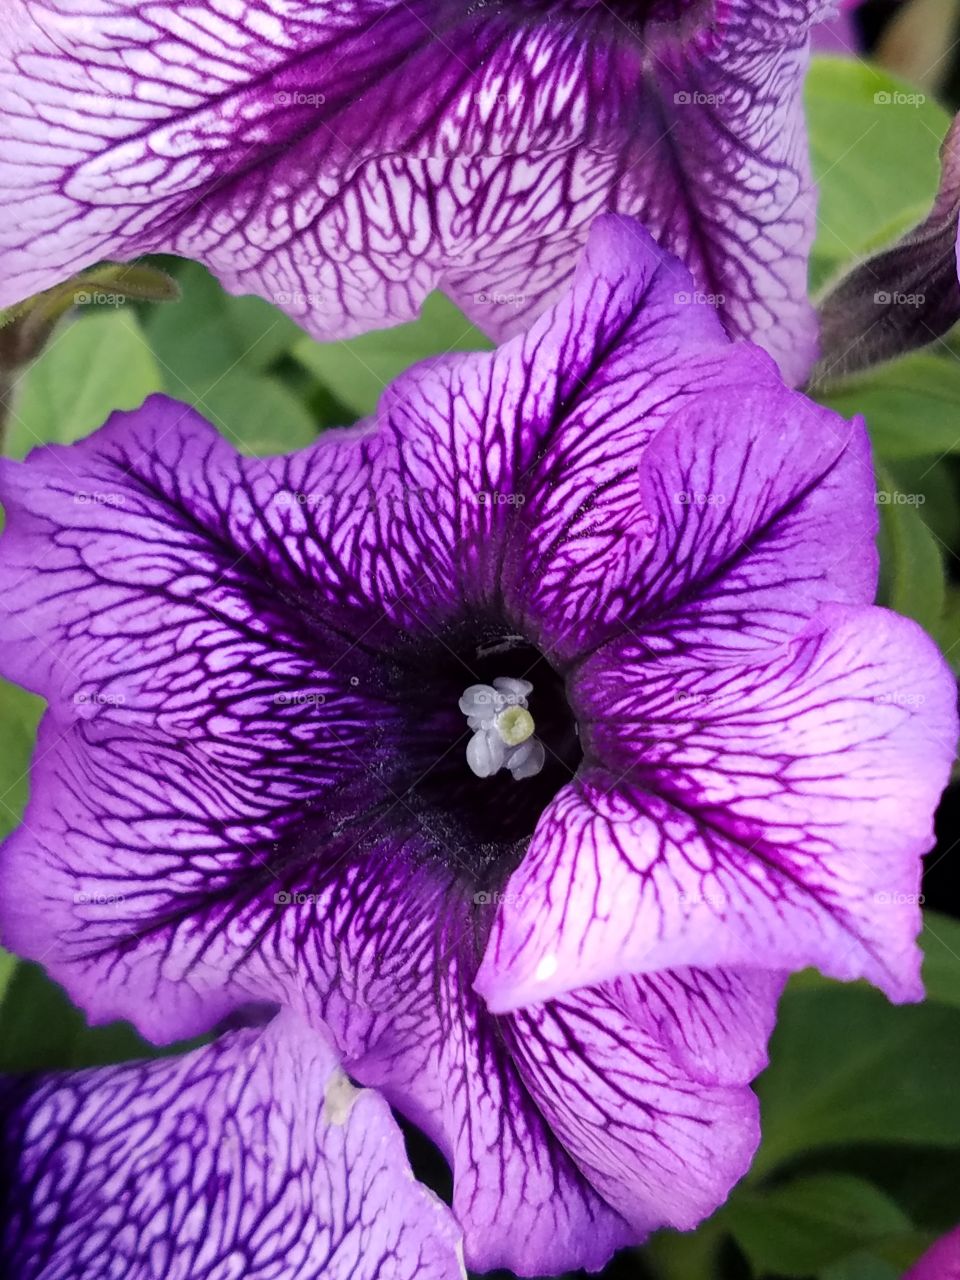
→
(73, 491, 125, 507)
(74, 890, 127, 906)
(274, 890, 323, 905)
(74, 691, 126, 707)
(874, 891, 925, 906)
(278, 490, 327, 509)
(273, 289, 324, 307)
(274, 691, 327, 707)
(674, 290, 725, 308)
(873, 90, 926, 107)
(675, 491, 725, 507)
(874, 691, 927, 708)
(274, 90, 326, 107)
(678, 891, 728, 909)
(875, 490, 925, 507)
(674, 91, 725, 106)
(73, 289, 125, 307)
(475, 290, 526, 309)
(472, 489, 526, 507)
(874, 290, 925, 308)
(673, 690, 724, 708)
(372, 486, 430, 512)
(473, 889, 521, 906)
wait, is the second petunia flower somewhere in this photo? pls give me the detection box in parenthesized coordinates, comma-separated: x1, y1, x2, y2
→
(0, 0, 831, 384)
(0, 217, 955, 1275)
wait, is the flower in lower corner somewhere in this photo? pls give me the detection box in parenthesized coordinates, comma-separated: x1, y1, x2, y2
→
(0, 1010, 465, 1278)
(0, 0, 831, 384)
(904, 1224, 960, 1280)
(0, 216, 956, 1275)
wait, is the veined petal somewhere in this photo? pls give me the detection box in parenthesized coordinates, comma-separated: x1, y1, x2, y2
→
(609, 965, 786, 1087)
(0, 1011, 464, 1280)
(346, 936, 636, 1276)
(476, 605, 958, 1011)
(336, 902, 781, 1272)
(0, 223, 828, 668)
(0, 0, 824, 377)
(589, 379, 879, 662)
(504, 982, 765, 1237)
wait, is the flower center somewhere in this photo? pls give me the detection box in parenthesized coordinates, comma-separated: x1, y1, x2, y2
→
(459, 677, 546, 781)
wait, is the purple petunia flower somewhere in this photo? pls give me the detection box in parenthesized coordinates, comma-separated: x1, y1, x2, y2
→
(0, 217, 955, 1275)
(0, 0, 830, 384)
(0, 1011, 466, 1278)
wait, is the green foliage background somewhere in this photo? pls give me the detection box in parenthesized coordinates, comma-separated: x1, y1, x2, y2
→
(1, 56, 960, 1280)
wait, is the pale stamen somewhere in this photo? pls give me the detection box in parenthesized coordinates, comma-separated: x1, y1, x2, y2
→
(459, 677, 546, 780)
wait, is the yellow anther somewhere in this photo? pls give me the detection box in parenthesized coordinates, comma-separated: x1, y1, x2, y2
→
(496, 705, 535, 747)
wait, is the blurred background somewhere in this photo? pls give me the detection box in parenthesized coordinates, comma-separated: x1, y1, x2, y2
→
(2, 2, 960, 1279)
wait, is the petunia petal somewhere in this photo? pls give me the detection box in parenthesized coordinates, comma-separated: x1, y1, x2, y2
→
(0, 0, 825, 379)
(476, 604, 958, 1011)
(503, 981, 767, 1237)
(345, 936, 636, 1276)
(0, 221, 821, 671)
(0, 1011, 464, 1280)
(337, 902, 781, 1272)
(609, 965, 787, 1088)
(578, 378, 879, 662)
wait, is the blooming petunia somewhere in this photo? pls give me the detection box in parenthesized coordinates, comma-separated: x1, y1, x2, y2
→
(0, 0, 830, 384)
(0, 1010, 466, 1279)
(0, 217, 955, 1274)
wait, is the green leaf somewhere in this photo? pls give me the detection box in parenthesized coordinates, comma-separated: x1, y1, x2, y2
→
(821, 1250, 912, 1280)
(141, 258, 303, 394)
(725, 1174, 911, 1277)
(875, 461, 946, 636)
(800, 1145, 960, 1238)
(0, 678, 43, 839)
(0, 963, 152, 1071)
(193, 369, 319, 454)
(0, 958, 211, 1071)
(5, 309, 163, 457)
(818, 354, 960, 462)
(292, 291, 492, 418)
(752, 985, 960, 1178)
(884, 457, 960, 554)
(932, 585, 960, 673)
(77, 262, 181, 305)
(807, 58, 951, 291)
(921, 911, 960, 1012)
(0, 947, 17, 1005)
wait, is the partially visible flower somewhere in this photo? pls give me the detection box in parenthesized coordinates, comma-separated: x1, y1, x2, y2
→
(0, 0, 830, 383)
(0, 1011, 464, 1279)
(0, 217, 955, 1273)
(905, 1225, 960, 1280)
